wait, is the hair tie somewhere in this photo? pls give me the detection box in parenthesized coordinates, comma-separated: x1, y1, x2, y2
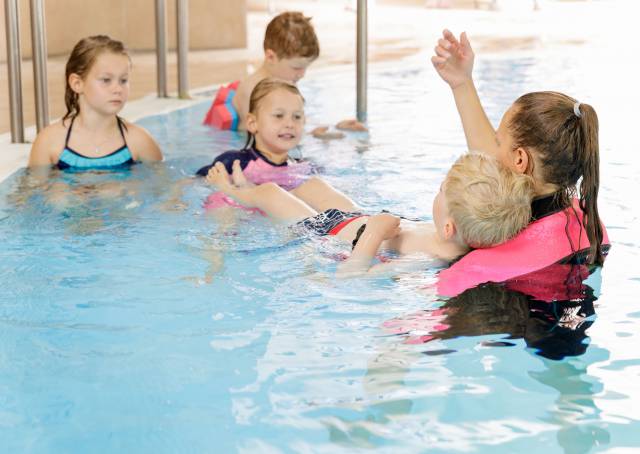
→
(573, 101, 582, 118)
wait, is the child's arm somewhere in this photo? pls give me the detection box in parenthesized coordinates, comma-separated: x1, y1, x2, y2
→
(232, 81, 252, 131)
(431, 29, 498, 156)
(28, 124, 62, 168)
(125, 123, 163, 162)
(336, 213, 400, 277)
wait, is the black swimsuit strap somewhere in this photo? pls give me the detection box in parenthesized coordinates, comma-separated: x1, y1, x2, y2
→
(116, 117, 128, 147)
(64, 116, 76, 148)
(65, 116, 128, 149)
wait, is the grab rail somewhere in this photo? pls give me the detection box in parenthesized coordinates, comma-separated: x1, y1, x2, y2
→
(155, 0, 168, 98)
(176, 0, 189, 99)
(356, 0, 367, 122)
(29, 0, 49, 132)
(4, 0, 25, 142)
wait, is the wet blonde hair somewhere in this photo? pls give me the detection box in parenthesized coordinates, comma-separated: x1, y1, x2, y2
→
(264, 12, 319, 59)
(248, 77, 305, 114)
(444, 152, 534, 248)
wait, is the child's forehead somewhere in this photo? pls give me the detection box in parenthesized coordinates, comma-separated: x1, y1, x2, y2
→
(262, 89, 304, 106)
(90, 52, 130, 73)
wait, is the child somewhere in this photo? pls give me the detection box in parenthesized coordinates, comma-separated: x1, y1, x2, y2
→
(431, 29, 606, 265)
(28, 35, 162, 171)
(197, 78, 355, 211)
(202, 11, 366, 136)
(206, 151, 534, 276)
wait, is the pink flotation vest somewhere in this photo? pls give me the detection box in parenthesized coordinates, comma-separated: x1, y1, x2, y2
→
(437, 199, 610, 297)
(204, 158, 313, 211)
(203, 81, 241, 130)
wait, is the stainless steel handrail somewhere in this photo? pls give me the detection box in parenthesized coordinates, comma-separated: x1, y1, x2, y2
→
(176, 0, 189, 99)
(356, 0, 367, 122)
(29, 0, 49, 132)
(4, 0, 25, 142)
(155, 0, 168, 98)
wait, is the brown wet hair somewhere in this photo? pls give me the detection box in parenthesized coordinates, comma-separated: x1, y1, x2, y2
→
(263, 12, 320, 60)
(509, 91, 603, 265)
(63, 35, 130, 123)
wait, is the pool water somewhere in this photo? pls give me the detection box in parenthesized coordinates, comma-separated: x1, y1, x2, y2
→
(1, 46, 640, 452)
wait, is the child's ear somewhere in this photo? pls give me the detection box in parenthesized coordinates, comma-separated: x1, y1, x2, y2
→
(246, 113, 258, 134)
(443, 218, 457, 241)
(264, 48, 279, 64)
(68, 73, 83, 94)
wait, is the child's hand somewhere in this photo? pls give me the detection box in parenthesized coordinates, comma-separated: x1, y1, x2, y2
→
(431, 29, 474, 89)
(310, 126, 346, 140)
(335, 119, 368, 132)
(368, 213, 401, 240)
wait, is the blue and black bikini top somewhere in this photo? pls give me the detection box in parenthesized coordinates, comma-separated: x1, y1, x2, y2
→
(57, 116, 135, 170)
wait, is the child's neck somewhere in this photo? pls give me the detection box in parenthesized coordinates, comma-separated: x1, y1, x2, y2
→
(253, 139, 288, 165)
(76, 109, 118, 134)
(424, 229, 469, 261)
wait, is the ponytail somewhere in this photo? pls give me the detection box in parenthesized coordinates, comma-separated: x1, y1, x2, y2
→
(511, 92, 604, 265)
(576, 103, 604, 265)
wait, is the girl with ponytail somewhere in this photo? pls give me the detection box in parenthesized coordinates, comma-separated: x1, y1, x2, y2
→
(432, 29, 607, 266)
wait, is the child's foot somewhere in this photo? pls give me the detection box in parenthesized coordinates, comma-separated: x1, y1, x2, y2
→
(231, 159, 253, 188)
(206, 162, 236, 195)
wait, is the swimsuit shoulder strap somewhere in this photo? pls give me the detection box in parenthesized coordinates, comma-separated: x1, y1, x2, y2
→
(116, 116, 128, 147)
(64, 116, 76, 149)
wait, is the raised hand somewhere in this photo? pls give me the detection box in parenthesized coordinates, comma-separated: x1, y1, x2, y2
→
(431, 29, 474, 89)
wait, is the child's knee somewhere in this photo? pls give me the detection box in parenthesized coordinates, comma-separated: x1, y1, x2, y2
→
(302, 176, 327, 190)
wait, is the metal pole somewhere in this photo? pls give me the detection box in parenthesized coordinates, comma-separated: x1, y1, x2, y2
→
(176, 0, 189, 99)
(29, 0, 49, 131)
(356, 0, 367, 122)
(155, 0, 168, 98)
(4, 0, 25, 142)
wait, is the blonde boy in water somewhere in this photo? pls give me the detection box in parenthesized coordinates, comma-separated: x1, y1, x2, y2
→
(233, 11, 365, 135)
(206, 152, 534, 276)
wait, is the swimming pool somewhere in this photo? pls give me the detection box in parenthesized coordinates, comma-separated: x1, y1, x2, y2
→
(1, 46, 640, 452)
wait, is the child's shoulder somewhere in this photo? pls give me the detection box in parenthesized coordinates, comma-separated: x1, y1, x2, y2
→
(236, 68, 268, 97)
(28, 120, 69, 166)
(214, 148, 255, 165)
(34, 120, 69, 151)
(119, 119, 163, 162)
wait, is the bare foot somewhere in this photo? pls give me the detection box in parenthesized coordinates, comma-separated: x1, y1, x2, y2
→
(231, 159, 253, 188)
(206, 162, 235, 195)
(336, 118, 368, 132)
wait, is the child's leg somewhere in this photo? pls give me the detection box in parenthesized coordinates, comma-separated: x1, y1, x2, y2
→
(207, 162, 316, 222)
(290, 176, 361, 212)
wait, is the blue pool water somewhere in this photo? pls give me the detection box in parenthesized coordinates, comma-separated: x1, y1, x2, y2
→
(1, 47, 640, 452)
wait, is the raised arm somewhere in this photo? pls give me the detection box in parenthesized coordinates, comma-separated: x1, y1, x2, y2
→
(431, 29, 498, 156)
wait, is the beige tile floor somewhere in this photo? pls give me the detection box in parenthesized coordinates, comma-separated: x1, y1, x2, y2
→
(0, 0, 628, 181)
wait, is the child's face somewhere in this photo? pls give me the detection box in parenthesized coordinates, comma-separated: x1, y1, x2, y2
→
(71, 52, 130, 116)
(248, 88, 305, 160)
(266, 51, 315, 84)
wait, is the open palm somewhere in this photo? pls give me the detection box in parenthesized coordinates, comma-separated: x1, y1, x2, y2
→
(431, 30, 475, 89)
